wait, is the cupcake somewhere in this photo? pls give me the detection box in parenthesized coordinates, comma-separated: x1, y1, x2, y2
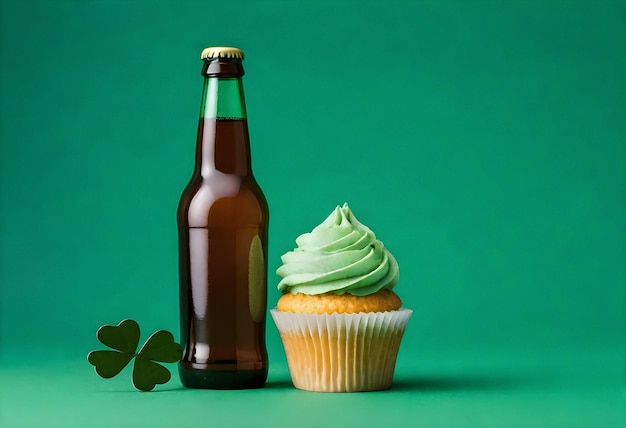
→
(271, 203, 412, 392)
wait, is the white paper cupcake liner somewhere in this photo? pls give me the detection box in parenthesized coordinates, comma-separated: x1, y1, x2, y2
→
(270, 308, 412, 392)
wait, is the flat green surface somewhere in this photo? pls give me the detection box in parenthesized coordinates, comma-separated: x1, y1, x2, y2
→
(1, 349, 624, 427)
(1, 0, 625, 426)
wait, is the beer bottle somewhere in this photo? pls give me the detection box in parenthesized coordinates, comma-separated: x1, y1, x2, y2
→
(177, 46, 269, 389)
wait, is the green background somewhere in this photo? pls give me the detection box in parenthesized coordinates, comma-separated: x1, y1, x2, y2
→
(1, 0, 624, 426)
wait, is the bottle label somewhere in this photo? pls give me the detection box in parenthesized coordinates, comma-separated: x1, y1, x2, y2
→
(248, 234, 266, 323)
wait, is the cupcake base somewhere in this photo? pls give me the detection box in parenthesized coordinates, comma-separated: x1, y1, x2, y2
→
(271, 308, 412, 392)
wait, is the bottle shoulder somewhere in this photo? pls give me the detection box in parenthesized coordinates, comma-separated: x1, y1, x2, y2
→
(178, 174, 267, 228)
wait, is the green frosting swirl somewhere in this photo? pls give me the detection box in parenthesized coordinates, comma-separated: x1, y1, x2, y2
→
(276, 203, 399, 296)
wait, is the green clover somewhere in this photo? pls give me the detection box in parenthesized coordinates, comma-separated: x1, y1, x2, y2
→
(87, 319, 183, 391)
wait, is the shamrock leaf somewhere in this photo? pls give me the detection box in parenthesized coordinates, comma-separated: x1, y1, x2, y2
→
(88, 319, 139, 378)
(88, 319, 182, 391)
(88, 350, 135, 379)
(96, 318, 140, 354)
(132, 359, 172, 392)
(137, 330, 183, 363)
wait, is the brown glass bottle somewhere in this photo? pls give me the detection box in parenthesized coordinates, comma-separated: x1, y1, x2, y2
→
(177, 47, 268, 389)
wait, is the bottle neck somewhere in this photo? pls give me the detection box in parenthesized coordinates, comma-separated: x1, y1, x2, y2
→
(200, 77, 247, 120)
(196, 76, 251, 177)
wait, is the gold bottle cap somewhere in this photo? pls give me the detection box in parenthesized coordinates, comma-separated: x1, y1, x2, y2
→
(200, 46, 245, 60)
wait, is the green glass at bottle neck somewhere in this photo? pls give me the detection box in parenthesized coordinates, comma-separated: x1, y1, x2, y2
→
(200, 77, 247, 120)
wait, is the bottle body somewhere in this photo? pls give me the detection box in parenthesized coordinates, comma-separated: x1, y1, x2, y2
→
(177, 49, 268, 389)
